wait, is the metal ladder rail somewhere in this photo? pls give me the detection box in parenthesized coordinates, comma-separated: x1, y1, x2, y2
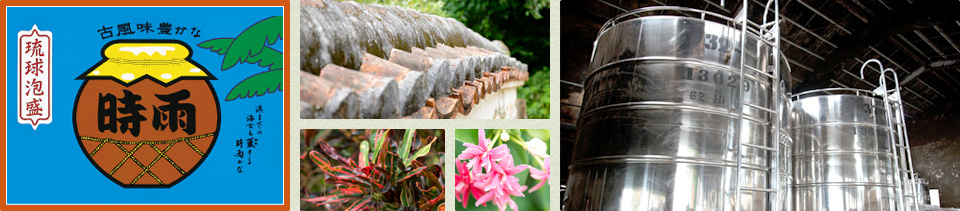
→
(902, 110, 922, 211)
(779, 132, 793, 211)
(881, 68, 910, 211)
(896, 115, 920, 211)
(735, 0, 782, 210)
(880, 69, 920, 211)
(776, 57, 793, 211)
(860, 60, 907, 211)
(773, 31, 793, 209)
(889, 90, 921, 211)
(891, 105, 914, 207)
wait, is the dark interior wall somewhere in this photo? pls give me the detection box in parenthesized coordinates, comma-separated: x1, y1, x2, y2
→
(908, 101, 960, 207)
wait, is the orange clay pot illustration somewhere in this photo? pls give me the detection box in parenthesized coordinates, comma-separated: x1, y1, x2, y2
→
(73, 40, 219, 187)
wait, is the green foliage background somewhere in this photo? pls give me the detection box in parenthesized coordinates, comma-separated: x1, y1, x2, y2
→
(519, 68, 549, 119)
(445, 0, 550, 119)
(348, 0, 448, 17)
(340, 0, 551, 119)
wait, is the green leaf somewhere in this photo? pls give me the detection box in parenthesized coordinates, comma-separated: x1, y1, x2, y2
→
(400, 183, 413, 207)
(311, 150, 359, 179)
(224, 69, 283, 101)
(359, 141, 369, 168)
(403, 137, 434, 167)
(397, 166, 427, 183)
(524, 129, 550, 142)
(385, 151, 401, 179)
(508, 129, 521, 139)
(303, 192, 358, 206)
(534, 176, 551, 210)
(326, 176, 371, 189)
(420, 189, 444, 211)
(424, 164, 443, 189)
(416, 185, 440, 197)
(335, 185, 372, 195)
(221, 16, 283, 70)
(372, 130, 388, 164)
(196, 38, 233, 55)
(455, 129, 478, 145)
(344, 195, 373, 211)
(308, 151, 329, 168)
(398, 130, 414, 167)
(245, 46, 283, 71)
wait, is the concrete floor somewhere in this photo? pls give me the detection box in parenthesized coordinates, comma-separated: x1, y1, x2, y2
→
(908, 101, 960, 208)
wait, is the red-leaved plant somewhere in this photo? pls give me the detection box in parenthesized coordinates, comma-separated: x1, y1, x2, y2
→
(301, 129, 444, 211)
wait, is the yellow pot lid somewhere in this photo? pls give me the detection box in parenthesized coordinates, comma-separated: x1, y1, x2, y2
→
(83, 41, 212, 84)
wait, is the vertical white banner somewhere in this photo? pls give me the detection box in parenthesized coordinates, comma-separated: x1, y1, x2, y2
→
(18, 24, 52, 129)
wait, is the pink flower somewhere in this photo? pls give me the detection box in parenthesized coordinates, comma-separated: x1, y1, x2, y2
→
(528, 157, 550, 193)
(455, 160, 484, 208)
(458, 129, 510, 175)
(474, 154, 529, 211)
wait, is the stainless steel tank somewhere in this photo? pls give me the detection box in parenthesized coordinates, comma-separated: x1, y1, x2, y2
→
(791, 88, 900, 210)
(566, 8, 789, 210)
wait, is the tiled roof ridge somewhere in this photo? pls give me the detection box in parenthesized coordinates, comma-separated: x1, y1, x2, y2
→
(301, 45, 528, 119)
(301, 0, 511, 72)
